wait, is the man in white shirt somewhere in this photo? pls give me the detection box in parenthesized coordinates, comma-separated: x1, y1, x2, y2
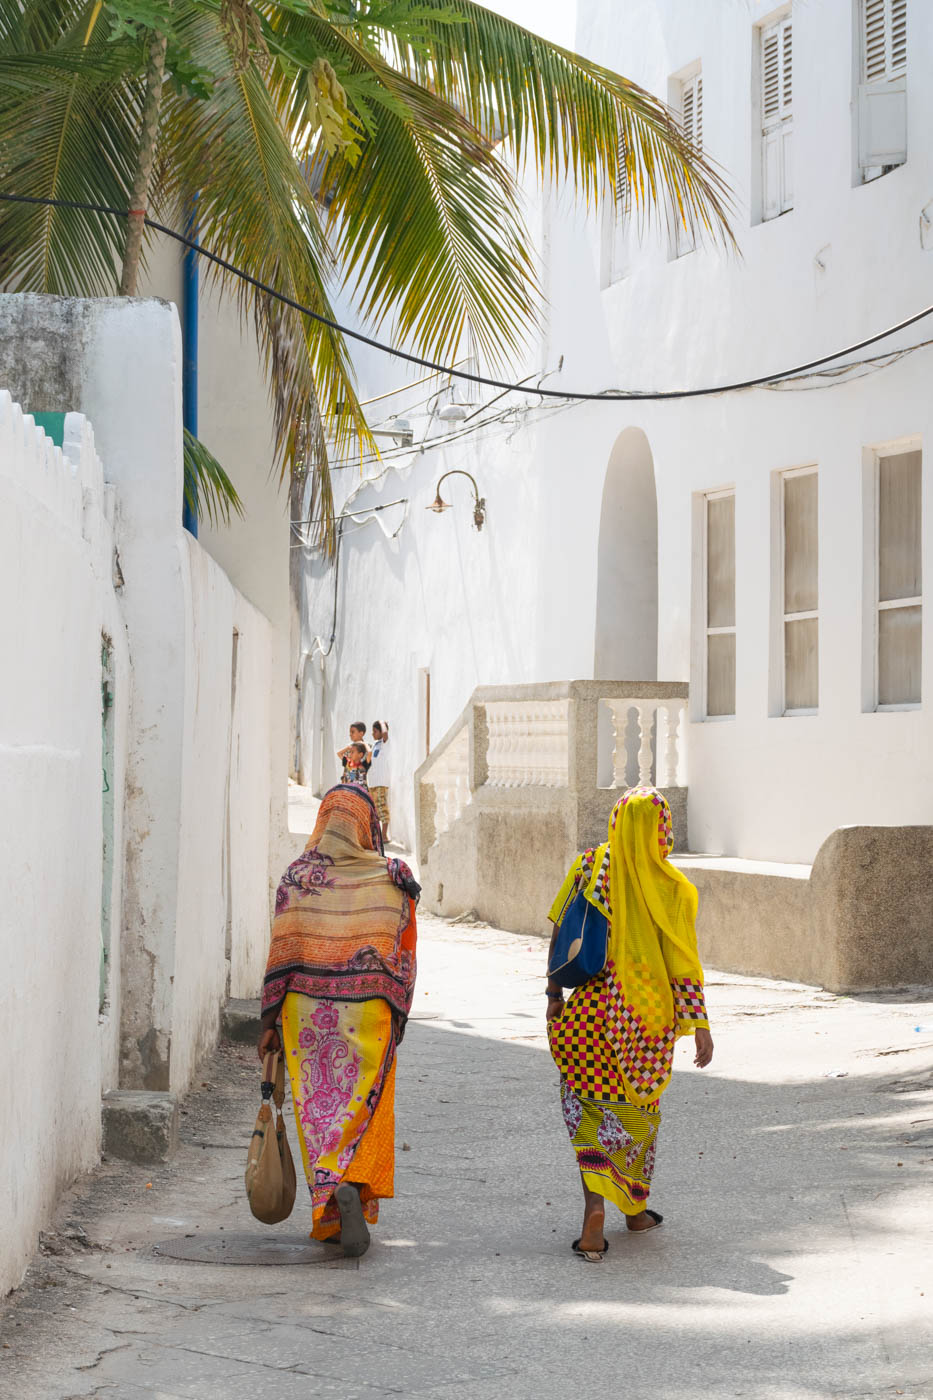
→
(367, 721, 391, 842)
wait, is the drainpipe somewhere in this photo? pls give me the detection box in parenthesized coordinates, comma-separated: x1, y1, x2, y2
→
(182, 198, 199, 538)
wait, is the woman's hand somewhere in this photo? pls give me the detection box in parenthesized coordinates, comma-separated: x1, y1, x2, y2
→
(693, 1028, 714, 1068)
(258, 1026, 281, 1061)
(546, 994, 565, 1024)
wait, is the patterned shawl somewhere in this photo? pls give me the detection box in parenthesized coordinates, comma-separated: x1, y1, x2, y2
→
(262, 784, 420, 1024)
(548, 787, 707, 1105)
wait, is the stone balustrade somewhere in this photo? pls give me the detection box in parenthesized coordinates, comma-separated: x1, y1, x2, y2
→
(420, 723, 471, 842)
(414, 682, 689, 925)
(605, 696, 687, 789)
(485, 699, 570, 788)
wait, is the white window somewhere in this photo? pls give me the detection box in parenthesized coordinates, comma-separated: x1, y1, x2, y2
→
(858, 0, 907, 181)
(871, 447, 922, 707)
(779, 468, 818, 713)
(674, 67, 703, 258)
(704, 490, 736, 717)
(760, 13, 793, 220)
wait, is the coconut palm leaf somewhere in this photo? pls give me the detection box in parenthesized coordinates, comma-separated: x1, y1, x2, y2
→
(373, 0, 735, 244)
(0, 0, 145, 294)
(161, 5, 369, 551)
(1, 0, 736, 553)
(183, 426, 244, 526)
(326, 0, 734, 246)
(262, 7, 536, 367)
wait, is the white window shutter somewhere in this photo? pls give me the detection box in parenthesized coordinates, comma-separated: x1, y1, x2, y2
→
(862, 0, 907, 82)
(761, 15, 792, 220)
(762, 130, 782, 221)
(762, 29, 780, 121)
(858, 76, 907, 166)
(616, 120, 629, 210)
(891, 0, 907, 73)
(781, 125, 794, 211)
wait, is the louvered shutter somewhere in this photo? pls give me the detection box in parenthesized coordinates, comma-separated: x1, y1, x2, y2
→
(858, 0, 907, 170)
(682, 73, 703, 151)
(675, 72, 702, 255)
(761, 15, 793, 220)
(615, 118, 629, 211)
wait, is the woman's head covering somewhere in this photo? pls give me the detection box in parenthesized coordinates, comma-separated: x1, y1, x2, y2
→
(549, 786, 706, 1104)
(262, 785, 419, 1023)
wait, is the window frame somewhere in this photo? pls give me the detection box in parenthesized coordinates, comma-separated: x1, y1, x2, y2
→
(862, 437, 922, 712)
(758, 9, 793, 222)
(771, 464, 819, 717)
(692, 486, 737, 722)
(856, 0, 908, 182)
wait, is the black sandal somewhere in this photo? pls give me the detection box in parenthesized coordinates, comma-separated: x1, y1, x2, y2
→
(571, 1236, 609, 1262)
(628, 1208, 663, 1233)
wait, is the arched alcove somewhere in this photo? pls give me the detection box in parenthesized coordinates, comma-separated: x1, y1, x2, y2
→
(594, 427, 659, 679)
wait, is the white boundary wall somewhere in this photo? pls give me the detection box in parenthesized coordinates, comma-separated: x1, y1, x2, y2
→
(0, 398, 129, 1294)
(0, 294, 277, 1293)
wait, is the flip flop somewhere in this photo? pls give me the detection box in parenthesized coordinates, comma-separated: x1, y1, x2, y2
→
(627, 1208, 663, 1233)
(335, 1183, 371, 1258)
(571, 1237, 609, 1262)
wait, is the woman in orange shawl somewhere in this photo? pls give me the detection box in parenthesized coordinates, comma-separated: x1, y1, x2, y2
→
(546, 787, 714, 1261)
(259, 784, 419, 1257)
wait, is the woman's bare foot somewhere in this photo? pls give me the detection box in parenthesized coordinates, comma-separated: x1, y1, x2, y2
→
(335, 1182, 371, 1257)
(626, 1208, 662, 1232)
(577, 1178, 606, 1252)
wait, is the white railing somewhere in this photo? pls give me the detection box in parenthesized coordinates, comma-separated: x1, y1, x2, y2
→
(485, 699, 569, 788)
(605, 697, 687, 789)
(414, 680, 689, 861)
(421, 722, 470, 841)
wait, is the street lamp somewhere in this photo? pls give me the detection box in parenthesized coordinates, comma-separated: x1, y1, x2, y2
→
(427, 469, 486, 531)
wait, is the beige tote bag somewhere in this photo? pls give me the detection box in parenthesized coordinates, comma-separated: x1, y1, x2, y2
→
(245, 1050, 297, 1224)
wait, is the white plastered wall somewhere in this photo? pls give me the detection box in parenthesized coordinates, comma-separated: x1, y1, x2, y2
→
(300, 0, 933, 865)
(0, 400, 129, 1295)
(0, 292, 278, 1293)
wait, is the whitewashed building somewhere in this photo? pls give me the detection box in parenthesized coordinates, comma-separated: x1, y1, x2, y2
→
(299, 0, 933, 983)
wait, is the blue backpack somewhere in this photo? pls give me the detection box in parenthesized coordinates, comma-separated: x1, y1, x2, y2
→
(547, 883, 609, 988)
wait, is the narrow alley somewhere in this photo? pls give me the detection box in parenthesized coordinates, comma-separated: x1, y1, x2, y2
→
(3, 912, 931, 1400)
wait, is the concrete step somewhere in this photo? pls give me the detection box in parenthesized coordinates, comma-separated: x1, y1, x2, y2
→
(222, 997, 261, 1045)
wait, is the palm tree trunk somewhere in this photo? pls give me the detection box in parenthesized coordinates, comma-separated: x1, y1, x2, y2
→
(119, 27, 168, 296)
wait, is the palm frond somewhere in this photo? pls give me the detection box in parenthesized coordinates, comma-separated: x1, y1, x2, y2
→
(262, 7, 538, 369)
(0, 1, 145, 294)
(183, 426, 244, 527)
(161, 6, 368, 551)
(359, 0, 736, 247)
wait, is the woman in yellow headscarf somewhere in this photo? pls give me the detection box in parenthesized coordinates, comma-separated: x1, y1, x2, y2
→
(546, 787, 713, 1261)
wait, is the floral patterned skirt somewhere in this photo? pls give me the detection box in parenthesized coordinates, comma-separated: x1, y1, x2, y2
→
(281, 993, 397, 1240)
(548, 984, 660, 1215)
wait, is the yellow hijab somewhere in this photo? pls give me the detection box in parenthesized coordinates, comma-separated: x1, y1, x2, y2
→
(550, 787, 706, 1104)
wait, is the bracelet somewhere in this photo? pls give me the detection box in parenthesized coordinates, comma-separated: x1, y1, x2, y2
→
(546, 989, 564, 1000)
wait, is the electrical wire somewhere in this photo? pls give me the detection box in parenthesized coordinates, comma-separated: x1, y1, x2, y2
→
(5, 190, 933, 402)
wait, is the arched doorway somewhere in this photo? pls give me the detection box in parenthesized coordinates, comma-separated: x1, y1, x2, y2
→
(594, 427, 658, 679)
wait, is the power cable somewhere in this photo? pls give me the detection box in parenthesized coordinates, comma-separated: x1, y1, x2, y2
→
(5, 190, 933, 402)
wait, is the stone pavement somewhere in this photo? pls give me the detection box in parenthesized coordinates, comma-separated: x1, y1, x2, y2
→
(2, 913, 933, 1400)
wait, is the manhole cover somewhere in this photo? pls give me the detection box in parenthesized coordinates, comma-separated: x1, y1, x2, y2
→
(152, 1232, 340, 1265)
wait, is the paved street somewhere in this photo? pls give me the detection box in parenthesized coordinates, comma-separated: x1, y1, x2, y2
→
(2, 911, 932, 1400)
